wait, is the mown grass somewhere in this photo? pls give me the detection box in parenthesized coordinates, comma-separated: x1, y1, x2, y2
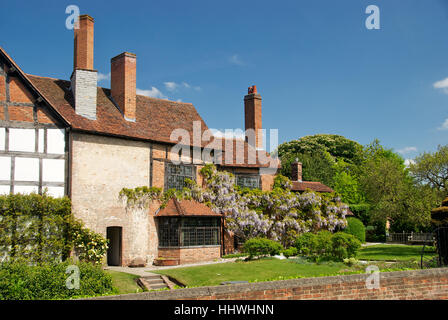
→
(152, 258, 345, 287)
(104, 270, 145, 294)
(357, 244, 436, 262)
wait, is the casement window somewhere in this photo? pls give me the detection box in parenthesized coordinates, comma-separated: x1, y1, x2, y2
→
(235, 174, 260, 189)
(158, 217, 221, 247)
(165, 163, 195, 191)
(0, 127, 66, 197)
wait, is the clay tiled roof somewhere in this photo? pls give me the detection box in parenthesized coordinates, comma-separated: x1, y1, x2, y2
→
(156, 198, 222, 217)
(0, 46, 279, 169)
(291, 181, 334, 193)
(26, 75, 210, 146)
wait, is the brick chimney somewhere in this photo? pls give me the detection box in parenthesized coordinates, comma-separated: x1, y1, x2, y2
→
(291, 159, 302, 182)
(110, 52, 137, 121)
(70, 14, 97, 120)
(244, 85, 263, 149)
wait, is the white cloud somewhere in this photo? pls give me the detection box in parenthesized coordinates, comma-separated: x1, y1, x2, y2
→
(164, 82, 178, 91)
(97, 72, 110, 82)
(136, 87, 167, 99)
(397, 146, 417, 155)
(404, 159, 415, 167)
(433, 77, 448, 94)
(437, 118, 448, 131)
(164, 81, 201, 92)
(229, 54, 244, 66)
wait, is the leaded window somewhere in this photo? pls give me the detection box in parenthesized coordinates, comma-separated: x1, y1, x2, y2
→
(158, 217, 221, 247)
(165, 163, 195, 191)
(235, 175, 260, 189)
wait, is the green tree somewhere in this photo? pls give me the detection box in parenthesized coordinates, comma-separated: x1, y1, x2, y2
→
(409, 145, 448, 193)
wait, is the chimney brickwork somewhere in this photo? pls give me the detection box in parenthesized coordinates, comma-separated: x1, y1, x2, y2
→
(111, 52, 137, 121)
(291, 160, 303, 182)
(71, 14, 97, 120)
(244, 85, 263, 149)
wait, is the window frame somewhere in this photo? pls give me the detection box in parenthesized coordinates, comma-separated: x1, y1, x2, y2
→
(235, 173, 260, 190)
(164, 162, 196, 191)
(157, 216, 221, 248)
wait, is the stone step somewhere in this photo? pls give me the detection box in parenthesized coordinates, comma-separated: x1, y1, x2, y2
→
(150, 283, 168, 290)
(144, 275, 163, 280)
(145, 279, 165, 285)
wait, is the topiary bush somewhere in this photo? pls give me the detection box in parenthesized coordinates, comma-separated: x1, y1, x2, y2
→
(330, 232, 361, 261)
(343, 217, 366, 243)
(294, 231, 361, 262)
(243, 238, 283, 260)
(281, 247, 298, 259)
(0, 259, 117, 300)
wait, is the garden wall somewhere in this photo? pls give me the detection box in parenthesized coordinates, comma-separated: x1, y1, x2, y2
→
(92, 268, 448, 300)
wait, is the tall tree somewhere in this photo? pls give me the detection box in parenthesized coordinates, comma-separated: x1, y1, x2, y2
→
(409, 145, 448, 193)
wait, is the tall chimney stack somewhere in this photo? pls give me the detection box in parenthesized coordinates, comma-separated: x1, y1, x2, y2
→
(244, 85, 263, 149)
(291, 159, 302, 182)
(71, 14, 97, 120)
(111, 52, 137, 121)
(74, 15, 94, 70)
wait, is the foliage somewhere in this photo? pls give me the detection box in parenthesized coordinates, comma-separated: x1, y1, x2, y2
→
(0, 193, 72, 263)
(281, 247, 298, 259)
(272, 174, 293, 190)
(332, 169, 365, 204)
(243, 238, 283, 259)
(0, 259, 116, 300)
(279, 151, 336, 186)
(343, 217, 366, 243)
(119, 186, 162, 209)
(277, 134, 364, 166)
(409, 145, 448, 193)
(69, 220, 109, 265)
(330, 232, 361, 260)
(295, 231, 361, 262)
(343, 257, 359, 266)
(0, 193, 108, 265)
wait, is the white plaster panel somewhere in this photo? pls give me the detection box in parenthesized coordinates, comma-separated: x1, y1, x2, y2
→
(0, 128, 5, 151)
(44, 186, 65, 198)
(14, 157, 39, 181)
(0, 185, 10, 195)
(38, 129, 44, 153)
(47, 129, 65, 154)
(9, 128, 35, 152)
(0, 156, 11, 180)
(14, 185, 38, 194)
(42, 159, 65, 182)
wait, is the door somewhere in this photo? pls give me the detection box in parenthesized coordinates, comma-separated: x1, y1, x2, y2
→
(107, 226, 122, 266)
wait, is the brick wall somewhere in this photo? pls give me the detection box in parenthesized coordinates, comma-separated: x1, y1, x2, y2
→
(158, 246, 221, 264)
(92, 268, 448, 300)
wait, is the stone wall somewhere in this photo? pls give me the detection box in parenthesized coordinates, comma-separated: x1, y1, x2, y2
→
(92, 268, 448, 300)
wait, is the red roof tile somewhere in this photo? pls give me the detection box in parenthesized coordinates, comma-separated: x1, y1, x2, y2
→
(291, 181, 334, 193)
(156, 198, 222, 217)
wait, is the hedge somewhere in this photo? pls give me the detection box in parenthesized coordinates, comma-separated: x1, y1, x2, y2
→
(0, 193, 108, 265)
(243, 238, 283, 259)
(343, 217, 366, 243)
(0, 259, 116, 300)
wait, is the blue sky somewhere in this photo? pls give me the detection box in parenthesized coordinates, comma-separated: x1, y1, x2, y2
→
(2, 0, 448, 161)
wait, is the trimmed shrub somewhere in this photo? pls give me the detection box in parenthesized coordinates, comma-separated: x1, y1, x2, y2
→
(0, 193, 108, 265)
(243, 238, 283, 259)
(0, 259, 116, 300)
(281, 247, 298, 259)
(295, 231, 361, 262)
(331, 232, 361, 260)
(294, 232, 318, 256)
(343, 217, 366, 243)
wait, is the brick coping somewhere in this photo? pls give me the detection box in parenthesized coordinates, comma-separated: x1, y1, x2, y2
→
(89, 267, 448, 300)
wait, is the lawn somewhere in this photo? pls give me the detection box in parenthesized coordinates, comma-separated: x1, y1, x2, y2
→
(357, 244, 436, 262)
(104, 270, 145, 294)
(152, 258, 345, 287)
